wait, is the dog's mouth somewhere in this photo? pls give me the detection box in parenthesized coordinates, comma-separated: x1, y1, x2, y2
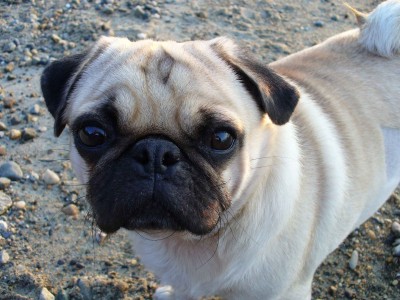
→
(85, 136, 231, 236)
(88, 177, 228, 236)
(91, 192, 223, 236)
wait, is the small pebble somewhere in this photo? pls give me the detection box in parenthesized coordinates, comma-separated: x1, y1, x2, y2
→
(0, 161, 23, 180)
(137, 32, 147, 40)
(22, 128, 37, 141)
(0, 250, 10, 264)
(331, 15, 339, 21)
(392, 279, 399, 286)
(314, 20, 324, 27)
(42, 169, 60, 185)
(10, 116, 22, 125)
(95, 230, 107, 244)
(29, 104, 41, 115)
(392, 221, 400, 237)
(101, 21, 112, 31)
(62, 204, 79, 216)
(0, 220, 8, 231)
(55, 290, 68, 300)
(51, 34, 62, 44)
(39, 287, 55, 300)
(4, 98, 16, 109)
(0, 146, 6, 156)
(7, 74, 16, 81)
(28, 171, 40, 182)
(133, 6, 149, 19)
(102, 5, 114, 14)
(0, 177, 11, 189)
(328, 285, 337, 296)
(3, 42, 16, 53)
(0, 192, 12, 214)
(344, 288, 356, 299)
(4, 62, 15, 73)
(195, 11, 208, 19)
(367, 229, 376, 240)
(14, 200, 26, 210)
(394, 244, 400, 257)
(116, 280, 129, 292)
(77, 278, 92, 299)
(349, 250, 358, 270)
(0, 122, 7, 131)
(9, 129, 22, 140)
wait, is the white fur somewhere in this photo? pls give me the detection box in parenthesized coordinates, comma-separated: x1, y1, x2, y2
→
(359, 0, 400, 57)
(66, 1, 400, 299)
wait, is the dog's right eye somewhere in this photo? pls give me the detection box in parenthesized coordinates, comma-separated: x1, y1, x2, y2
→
(78, 126, 107, 147)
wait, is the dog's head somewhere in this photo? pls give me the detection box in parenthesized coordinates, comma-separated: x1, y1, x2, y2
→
(41, 37, 299, 236)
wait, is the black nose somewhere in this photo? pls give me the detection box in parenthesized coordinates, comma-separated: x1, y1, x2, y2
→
(131, 137, 181, 175)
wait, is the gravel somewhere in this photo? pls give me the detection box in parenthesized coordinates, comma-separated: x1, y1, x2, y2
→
(0, 0, 398, 299)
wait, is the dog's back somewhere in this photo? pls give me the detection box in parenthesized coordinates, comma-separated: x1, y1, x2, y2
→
(271, 1, 400, 129)
(270, 0, 400, 291)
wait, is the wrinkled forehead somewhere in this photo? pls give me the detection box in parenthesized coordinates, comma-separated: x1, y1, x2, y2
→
(67, 37, 256, 135)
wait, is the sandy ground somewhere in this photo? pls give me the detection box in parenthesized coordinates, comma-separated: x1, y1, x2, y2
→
(0, 0, 399, 299)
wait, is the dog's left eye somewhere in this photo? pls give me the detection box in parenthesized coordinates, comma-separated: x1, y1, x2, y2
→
(208, 130, 235, 151)
(78, 126, 107, 147)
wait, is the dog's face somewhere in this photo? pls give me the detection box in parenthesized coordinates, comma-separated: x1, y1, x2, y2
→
(41, 37, 299, 236)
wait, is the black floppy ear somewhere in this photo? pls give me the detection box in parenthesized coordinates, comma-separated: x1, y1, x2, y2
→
(211, 38, 299, 125)
(40, 52, 87, 137)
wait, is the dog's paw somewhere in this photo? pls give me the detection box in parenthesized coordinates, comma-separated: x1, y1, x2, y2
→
(153, 285, 174, 300)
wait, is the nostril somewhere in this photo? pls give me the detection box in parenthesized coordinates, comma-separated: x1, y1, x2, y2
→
(162, 152, 179, 167)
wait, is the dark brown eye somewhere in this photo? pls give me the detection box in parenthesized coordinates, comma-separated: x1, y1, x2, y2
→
(209, 130, 235, 151)
(78, 126, 107, 147)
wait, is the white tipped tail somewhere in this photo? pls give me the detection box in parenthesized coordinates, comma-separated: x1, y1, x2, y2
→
(359, 0, 400, 57)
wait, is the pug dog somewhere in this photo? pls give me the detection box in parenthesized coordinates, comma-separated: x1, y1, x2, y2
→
(41, 1, 400, 299)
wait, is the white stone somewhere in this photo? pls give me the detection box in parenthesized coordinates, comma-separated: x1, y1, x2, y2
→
(392, 221, 400, 237)
(394, 244, 400, 257)
(39, 287, 55, 300)
(0, 250, 10, 264)
(14, 200, 26, 210)
(0, 220, 8, 231)
(42, 169, 60, 185)
(137, 32, 147, 39)
(349, 250, 358, 270)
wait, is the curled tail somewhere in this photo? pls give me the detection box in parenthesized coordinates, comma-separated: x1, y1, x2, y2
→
(357, 0, 400, 57)
(355, 0, 400, 57)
